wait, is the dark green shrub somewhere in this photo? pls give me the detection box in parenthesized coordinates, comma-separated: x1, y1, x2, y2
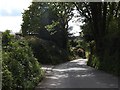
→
(2, 30, 14, 47)
(25, 36, 51, 64)
(87, 36, 120, 76)
(26, 36, 69, 65)
(2, 40, 44, 89)
(2, 62, 13, 90)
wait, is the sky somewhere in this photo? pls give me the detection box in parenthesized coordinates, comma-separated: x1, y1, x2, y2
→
(68, 9, 82, 36)
(0, 0, 81, 36)
(0, 0, 32, 33)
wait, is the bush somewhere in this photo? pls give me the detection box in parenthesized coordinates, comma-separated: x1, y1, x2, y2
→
(2, 62, 13, 90)
(91, 55, 100, 69)
(2, 40, 44, 89)
(25, 36, 50, 64)
(87, 36, 120, 76)
(25, 36, 69, 65)
(2, 30, 14, 47)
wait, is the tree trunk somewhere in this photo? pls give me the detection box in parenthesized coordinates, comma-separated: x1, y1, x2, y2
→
(90, 2, 106, 59)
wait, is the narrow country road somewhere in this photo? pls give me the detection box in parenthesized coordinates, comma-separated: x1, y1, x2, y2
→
(36, 59, 119, 89)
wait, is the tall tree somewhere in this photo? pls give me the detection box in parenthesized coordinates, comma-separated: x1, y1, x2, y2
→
(75, 2, 109, 57)
(21, 2, 74, 50)
(75, 2, 120, 74)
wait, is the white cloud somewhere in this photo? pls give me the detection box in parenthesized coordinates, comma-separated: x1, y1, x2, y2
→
(0, 16, 22, 33)
(0, 1, 83, 36)
(0, 0, 32, 15)
(0, 0, 32, 33)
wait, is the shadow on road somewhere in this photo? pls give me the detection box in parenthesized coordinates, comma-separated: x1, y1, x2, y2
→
(36, 59, 119, 89)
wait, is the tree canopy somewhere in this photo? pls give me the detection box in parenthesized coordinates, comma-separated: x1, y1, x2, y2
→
(21, 2, 75, 50)
(22, 2, 120, 75)
(75, 2, 120, 75)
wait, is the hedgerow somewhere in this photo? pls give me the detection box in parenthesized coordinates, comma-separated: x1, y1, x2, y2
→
(2, 31, 44, 89)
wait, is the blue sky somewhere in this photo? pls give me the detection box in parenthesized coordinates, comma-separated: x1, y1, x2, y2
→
(0, 9, 21, 16)
(0, 0, 81, 36)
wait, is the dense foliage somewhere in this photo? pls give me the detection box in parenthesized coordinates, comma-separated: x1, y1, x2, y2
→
(21, 2, 76, 64)
(69, 39, 86, 59)
(25, 36, 69, 65)
(21, 2, 74, 51)
(75, 2, 120, 76)
(3, 2, 120, 90)
(2, 31, 44, 89)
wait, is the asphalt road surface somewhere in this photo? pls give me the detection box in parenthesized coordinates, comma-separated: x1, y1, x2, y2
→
(36, 59, 119, 89)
